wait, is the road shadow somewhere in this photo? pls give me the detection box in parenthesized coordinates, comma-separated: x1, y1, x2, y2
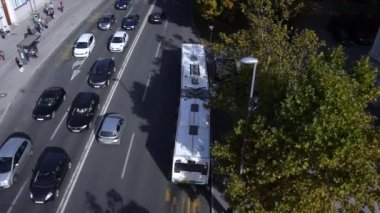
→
(127, 49, 180, 180)
(84, 189, 149, 213)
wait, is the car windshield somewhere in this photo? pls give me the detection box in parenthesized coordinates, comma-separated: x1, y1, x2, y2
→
(0, 157, 12, 173)
(76, 42, 88, 49)
(100, 131, 116, 137)
(34, 171, 55, 186)
(39, 97, 56, 107)
(75, 107, 89, 114)
(100, 17, 111, 23)
(111, 37, 123, 43)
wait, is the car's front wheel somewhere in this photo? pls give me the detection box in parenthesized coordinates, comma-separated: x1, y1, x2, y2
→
(13, 175, 18, 184)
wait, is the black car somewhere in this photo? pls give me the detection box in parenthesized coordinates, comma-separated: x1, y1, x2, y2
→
(115, 0, 129, 10)
(67, 92, 99, 132)
(121, 14, 139, 30)
(148, 12, 166, 24)
(98, 13, 116, 31)
(29, 147, 71, 204)
(32, 87, 66, 121)
(88, 58, 115, 88)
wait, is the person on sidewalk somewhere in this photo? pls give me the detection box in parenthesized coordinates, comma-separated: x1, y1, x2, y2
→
(27, 26, 33, 36)
(34, 24, 41, 34)
(15, 57, 24, 72)
(48, 8, 55, 19)
(43, 3, 49, 15)
(59, 0, 64, 12)
(0, 50, 5, 61)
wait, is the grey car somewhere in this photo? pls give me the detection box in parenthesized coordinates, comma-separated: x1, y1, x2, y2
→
(98, 13, 116, 31)
(0, 136, 33, 189)
(97, 114, 125, 144)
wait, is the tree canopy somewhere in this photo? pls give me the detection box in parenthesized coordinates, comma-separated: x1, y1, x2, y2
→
(206, 1, 380, 212)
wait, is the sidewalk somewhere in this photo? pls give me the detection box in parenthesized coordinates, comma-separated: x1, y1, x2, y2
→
(0, 0, 105, 123)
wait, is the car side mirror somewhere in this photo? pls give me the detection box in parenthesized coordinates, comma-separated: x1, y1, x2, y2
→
(73, 43, 76, 48)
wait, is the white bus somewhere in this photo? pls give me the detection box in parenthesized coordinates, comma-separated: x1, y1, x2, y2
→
(171, 97, 210, 185)
(180, 43, 208, 91)
(171, 43, 210, 185)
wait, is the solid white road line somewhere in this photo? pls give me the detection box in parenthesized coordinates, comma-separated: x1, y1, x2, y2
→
(155, 42, 161, 58)
(57, 2, 158, 213)
(142, 74, 151, 102)
(6, 179, 28, 213)
(50, 111, 68, 141)
(121, 133, 135, 179)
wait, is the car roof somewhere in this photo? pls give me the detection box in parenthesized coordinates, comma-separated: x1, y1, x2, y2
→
(94, 58, 113, 71)
(37, 147, 66, 172)
(0, 137, 28, 157)
(113, 31, 126, 37)
(72, 92, 98, 108)
(77, 33, 93, 43)
(100, 114, 124, 132)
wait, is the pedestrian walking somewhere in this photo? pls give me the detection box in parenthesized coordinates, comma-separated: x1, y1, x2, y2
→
(48, 1, 54, 9)
(27, 26, 33, 35)
(0, 50, 5, 61)
(15, 57, 24, 72)
(59, 0, 64, 12)
(34, 24, 41, 34)
(48, 8, 54, 19)
(43, 3, 49, 15)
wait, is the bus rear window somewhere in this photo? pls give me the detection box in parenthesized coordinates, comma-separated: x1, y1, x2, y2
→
(174, 162, 208, 175)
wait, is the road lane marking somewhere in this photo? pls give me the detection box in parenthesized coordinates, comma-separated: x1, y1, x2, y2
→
(165, 188, 171, 202)
(187, 197, 191, 213)
(142, 74, 151, 102)
(71, 59, 85, 80)
(154, 42, 161, 58)
(6, 179, 28, 213)
(58, 2, 159, 212)
(50, 110, 68, 141)
(193, 198, 200, 213)
(121, 133, 134, 179)
(164, 20, 168, 29)
(172, 196, 177, 213)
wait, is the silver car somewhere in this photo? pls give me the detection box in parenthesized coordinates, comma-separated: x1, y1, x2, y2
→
(0, 136, 33, 189)
(97, 114, 125, 144)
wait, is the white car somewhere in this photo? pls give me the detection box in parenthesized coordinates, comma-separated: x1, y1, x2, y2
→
(73, 33, 95, 58)
(109, 31, 128, 52)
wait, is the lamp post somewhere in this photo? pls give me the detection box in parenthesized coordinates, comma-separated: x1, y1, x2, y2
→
(239, 56, 259, 176)
(209, 25, 214, 43)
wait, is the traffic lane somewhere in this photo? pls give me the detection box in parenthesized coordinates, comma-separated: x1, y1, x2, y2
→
(0, 1, 152, 212)
(0, 11, 133, 213)
(60, 87, 172, 213)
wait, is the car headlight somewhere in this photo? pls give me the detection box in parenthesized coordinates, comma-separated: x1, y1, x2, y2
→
(30, 192, 33, 199)
(45, 192, 53, 200)
(0, 179, 9, 187)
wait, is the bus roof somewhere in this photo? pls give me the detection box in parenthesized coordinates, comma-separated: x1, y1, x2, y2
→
(173, 98, 210, 161)
(181, 43, 208, 91)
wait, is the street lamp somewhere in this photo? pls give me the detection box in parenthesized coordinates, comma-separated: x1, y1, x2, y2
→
(239, 56, 259, 176)
(209, 25, 214, 43)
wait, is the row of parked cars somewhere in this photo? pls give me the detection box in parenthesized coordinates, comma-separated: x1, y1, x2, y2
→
(0, 0, 159, 203)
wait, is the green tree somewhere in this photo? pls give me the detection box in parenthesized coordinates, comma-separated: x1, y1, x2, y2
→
(212, 17, 380, 213)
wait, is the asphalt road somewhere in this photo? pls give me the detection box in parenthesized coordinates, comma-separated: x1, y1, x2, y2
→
(0, 0, 211, 213)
